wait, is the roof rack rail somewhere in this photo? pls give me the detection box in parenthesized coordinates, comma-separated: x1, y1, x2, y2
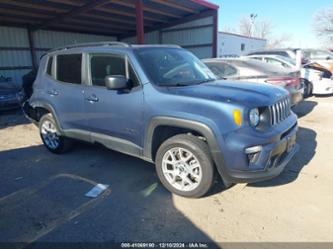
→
(47, 41, 130, 53)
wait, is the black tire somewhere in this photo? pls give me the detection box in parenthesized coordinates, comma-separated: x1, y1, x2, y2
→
(39, 113, 72, 154)
(302, 79, 312, 98)
(155, 134, 214, 198)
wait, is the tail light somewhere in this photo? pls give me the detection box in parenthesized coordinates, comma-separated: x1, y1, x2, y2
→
(265, 76, 300, 88)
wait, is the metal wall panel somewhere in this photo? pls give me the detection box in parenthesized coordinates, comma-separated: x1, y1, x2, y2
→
(186, 46, 213, 59)
(0, 26, 29, 47)
(163, 16, 213, 30)
(162, 27, 212, 46)
(121, 31, 159, 44)
(33, 30, 116, 48)
(120, 17, 214, 58)
(0, 51, 31, 67)
(0, 26, 116, 85)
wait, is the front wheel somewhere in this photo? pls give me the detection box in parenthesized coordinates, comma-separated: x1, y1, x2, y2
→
(39, 113, 72, 154)
(155, 134, 214, 198)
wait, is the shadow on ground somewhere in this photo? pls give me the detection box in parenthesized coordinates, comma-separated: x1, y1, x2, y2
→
(0, 109, 30, 129)
(0, 143, 219, 248)
(249, 126, 317, 188)
(292, 100, 317, 118)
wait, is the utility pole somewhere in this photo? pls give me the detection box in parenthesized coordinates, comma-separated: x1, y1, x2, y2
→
(250, 13, 257, 37)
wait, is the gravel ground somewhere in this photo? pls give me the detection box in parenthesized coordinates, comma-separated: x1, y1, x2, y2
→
(0, 96, 332, 246)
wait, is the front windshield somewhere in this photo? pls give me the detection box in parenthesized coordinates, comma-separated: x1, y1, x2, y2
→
(135, 48, 216, 86)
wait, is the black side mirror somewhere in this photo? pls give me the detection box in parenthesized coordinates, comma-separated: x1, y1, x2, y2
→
(105, 75, 129, 90)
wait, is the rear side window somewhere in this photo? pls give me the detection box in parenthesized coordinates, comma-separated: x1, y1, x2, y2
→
(56, 54, 82, 84)
(90, 54, 139, 87)
(205, 62, 237, 78)
(46, 56, 53, 76)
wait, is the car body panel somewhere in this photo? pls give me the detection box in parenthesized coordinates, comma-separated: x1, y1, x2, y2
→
(202, 58, 303, 106)
(246, 54, 333, 95)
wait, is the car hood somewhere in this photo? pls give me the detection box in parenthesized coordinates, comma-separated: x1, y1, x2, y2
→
(161, 80, 288, 107)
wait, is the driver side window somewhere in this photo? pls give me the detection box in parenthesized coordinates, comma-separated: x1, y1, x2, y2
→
(90, 54, 139, 87)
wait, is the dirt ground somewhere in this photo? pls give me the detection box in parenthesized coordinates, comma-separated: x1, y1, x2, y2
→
(0, 96, 332, 246)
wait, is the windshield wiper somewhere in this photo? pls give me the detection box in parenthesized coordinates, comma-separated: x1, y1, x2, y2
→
(195, 78, 215, 84)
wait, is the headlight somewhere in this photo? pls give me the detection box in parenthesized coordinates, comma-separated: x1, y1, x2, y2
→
(249, 108, 260, 127)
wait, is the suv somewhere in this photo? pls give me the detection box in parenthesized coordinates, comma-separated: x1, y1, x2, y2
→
(23, 42, 299, 198)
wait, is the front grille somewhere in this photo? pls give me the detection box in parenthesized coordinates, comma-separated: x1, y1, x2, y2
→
(269, 97, 291, 126)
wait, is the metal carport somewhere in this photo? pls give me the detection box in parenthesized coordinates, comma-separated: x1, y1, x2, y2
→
(0, 0, 218, 84)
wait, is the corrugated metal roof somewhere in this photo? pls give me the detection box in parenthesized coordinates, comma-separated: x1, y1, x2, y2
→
(0, 0, 218, 38)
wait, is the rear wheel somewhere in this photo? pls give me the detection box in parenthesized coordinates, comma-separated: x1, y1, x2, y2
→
(39, 113, 72, 154)
(302, 79, 312, 98)
(155, 134, 214, 198)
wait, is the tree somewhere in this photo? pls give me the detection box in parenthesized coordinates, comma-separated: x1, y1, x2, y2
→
(313, 6, 333, 44)
(237, 16, 291, 48)
(257, 20, 273, 39)
(238, 16, 273, 39)
(267, 34, 292, 49)
(239, 17, 253, 37)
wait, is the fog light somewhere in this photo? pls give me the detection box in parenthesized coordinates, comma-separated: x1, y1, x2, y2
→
(245, 145, 262, 164)
(247, 152, 260, 163)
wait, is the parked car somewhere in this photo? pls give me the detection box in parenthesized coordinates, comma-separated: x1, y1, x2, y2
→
(0, 77, 24, 111)
(246, 54, 333, 96)
(247, 48, 308, 64)
(302, 49, 333, 73)
(23, 42, 298, 198)
(202, 58, 303, 106)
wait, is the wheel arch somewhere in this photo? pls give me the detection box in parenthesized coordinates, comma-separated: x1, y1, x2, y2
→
(144, 116, 220, 161)
(25, 100, 63, 134)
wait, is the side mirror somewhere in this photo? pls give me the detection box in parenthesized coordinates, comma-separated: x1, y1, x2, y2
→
(105, 75, 129, 90)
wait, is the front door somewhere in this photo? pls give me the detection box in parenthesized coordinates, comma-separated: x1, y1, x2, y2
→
(83, 52, 144, 147)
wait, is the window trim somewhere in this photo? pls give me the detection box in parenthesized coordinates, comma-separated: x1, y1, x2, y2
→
(54, 53, 84, 85)
(86, 52, 142, 89)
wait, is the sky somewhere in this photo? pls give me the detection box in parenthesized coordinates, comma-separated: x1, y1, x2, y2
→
(210, 0, 333, 48)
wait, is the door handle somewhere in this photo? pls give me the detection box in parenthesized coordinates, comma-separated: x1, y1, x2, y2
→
(85, 94, 99, 103)
(47, 89, 59, 96)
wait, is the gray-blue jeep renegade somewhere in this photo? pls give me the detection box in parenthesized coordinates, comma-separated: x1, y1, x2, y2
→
(23, 42, 299, 198)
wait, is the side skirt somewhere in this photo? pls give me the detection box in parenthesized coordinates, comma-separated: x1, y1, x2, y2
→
(63, 129, 153, 163)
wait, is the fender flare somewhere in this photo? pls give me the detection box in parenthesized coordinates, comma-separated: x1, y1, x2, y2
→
(143, 116, 230, 185)
(29, 100, 64, 134)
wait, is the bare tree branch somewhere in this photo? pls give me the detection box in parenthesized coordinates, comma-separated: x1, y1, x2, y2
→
(313, 6, 333, 44)
(239, 17, 252, 37)
(267, 34, 292, 48)
(237, 16, 291, 48)
(256, 20, 273, 39)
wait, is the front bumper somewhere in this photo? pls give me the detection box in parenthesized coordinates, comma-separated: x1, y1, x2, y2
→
(212, 114, 299, 185)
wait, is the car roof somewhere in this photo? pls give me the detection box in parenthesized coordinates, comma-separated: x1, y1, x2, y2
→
(44, 42, 181, 56)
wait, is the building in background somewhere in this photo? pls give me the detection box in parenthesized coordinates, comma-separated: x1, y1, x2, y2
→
(218, 32, 267, 57)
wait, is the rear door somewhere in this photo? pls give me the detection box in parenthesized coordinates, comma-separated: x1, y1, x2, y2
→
(46, 53, 85, 130)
